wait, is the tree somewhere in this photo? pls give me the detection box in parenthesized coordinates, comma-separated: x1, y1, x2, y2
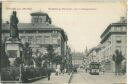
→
(14, 57, 22, 67)
(112, 49, 124, 75)
(113, 50, 124, 65)
(23, 42, 33, 66)
(46, 45, 55, 63)
(53, 55, 62, 65)
(34, 55, 43, 68)
(34, 49, 43, 68)
(1, 44, 10, 68)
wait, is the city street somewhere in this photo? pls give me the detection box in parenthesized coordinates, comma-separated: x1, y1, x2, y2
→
(31, 68, 126, 84)
(69, 69, 126, 84)
(32, 72, 71, 84)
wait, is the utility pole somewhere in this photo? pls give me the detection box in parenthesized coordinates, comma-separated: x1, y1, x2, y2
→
(0, 2, 2, 81)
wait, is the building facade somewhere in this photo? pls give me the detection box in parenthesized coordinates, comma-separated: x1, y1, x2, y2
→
(2, 12, 68, 57)
(99, 17, 127, 72)
(83, 17, 127, 72)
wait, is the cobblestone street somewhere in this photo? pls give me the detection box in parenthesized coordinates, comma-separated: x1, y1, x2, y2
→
(32, 73, 71, 84)
(31, 69, 126, 84)
(69, 69, 126, 84)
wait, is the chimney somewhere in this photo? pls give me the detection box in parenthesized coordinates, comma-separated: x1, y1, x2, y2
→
(120, 17, 126, 23)
(6, 21, 9, 24)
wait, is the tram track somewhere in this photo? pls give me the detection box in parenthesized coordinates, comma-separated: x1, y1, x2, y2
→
(68, 70, 88, 84)
(68, 69, 99, 84)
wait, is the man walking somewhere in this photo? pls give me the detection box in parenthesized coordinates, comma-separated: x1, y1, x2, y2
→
(47, 68, 51, 81)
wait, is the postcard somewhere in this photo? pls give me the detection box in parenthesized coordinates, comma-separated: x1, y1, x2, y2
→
(0, 0, 127, 84)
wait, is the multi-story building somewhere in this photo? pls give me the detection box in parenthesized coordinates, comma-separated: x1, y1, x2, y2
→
(2, 12, 68, 57)
(99, 17, 127, 72)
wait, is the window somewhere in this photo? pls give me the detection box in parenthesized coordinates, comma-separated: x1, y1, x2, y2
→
(120, 26, 123, 31)
(57, 39, 61, 44)
(52, 38, 57, 44)
(108, 41, 111, 45)
(117, 27, 120, 31)
(116, 40, 121, 43)
(44, 35, 50, 44)
(34, 18, 38, 23)
(116, 46, 121, 51)
(39, 18, 42, 23)
(114, 27, 117, 31)
(20, 36, 26, 43)
(36, 36, 42, 44)
(28, 36, 33, 44)
(123, 26, 126, 31)
(52, 32, 58, 38)
(4, 36, 9, 41)
(116, 36, 122, 43)
(41, 16, 46, 22)
(111, 26, 115, 31)
(114, 27, 120, 31)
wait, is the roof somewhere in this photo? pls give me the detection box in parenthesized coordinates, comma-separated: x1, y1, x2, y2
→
(2, 23, 68, 41)
(2, 23, 60, 29)
(30, 12, 48, 16)
(100, 22, 127, 38)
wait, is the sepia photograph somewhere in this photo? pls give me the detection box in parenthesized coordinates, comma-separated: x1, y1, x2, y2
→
(0, 0, 127, 84)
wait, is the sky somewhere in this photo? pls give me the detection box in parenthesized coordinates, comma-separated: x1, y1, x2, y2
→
(2, 1, 126, 52)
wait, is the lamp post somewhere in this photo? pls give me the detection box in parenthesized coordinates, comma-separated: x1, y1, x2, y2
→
(19, 45, 23, 82)
(0, 2, 2, 82)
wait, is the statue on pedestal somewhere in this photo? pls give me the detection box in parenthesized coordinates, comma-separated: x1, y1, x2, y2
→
(10, 11, 19, 40)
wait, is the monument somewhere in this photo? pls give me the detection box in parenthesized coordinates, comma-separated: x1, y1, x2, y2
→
(4, 11, 23, 82)
(5, 11, 22, 65)
(10, 11, 19, 39)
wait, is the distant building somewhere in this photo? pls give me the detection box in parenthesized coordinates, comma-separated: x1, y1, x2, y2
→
(99, 17, 127, 72)
(72, 52, 84, 67)
(65, 46, 72, 70)
(2, 12, 68, 57)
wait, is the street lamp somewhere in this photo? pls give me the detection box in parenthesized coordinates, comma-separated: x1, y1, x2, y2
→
(19, 45, 23, 82)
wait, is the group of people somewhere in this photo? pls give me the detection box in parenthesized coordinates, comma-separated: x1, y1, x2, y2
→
(55, 65, 67, 76)
(46, 65, 68, 81)
(55, 68, 67, 75)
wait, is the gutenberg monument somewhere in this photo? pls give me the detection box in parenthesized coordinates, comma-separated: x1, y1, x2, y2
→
(10, 11, 19, 39)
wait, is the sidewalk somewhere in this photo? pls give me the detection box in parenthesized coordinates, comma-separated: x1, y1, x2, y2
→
(32, 73, 72, 84)
(82, 72, 126, 84)
(102, 73, 126, 84)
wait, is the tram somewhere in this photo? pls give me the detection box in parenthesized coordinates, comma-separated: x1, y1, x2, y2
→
(89, 62, 100, 75)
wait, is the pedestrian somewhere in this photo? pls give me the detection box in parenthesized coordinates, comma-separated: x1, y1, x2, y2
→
(47, 68, 51, 81)
(121, 59, 126, 75)
(85, 68, 87, 73)
(64, 68, 67, 73)
(102, 68, 105, 75)
(55, 68, 59, 76)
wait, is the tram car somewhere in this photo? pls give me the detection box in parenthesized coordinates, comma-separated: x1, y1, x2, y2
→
(89, 62, 100, 75)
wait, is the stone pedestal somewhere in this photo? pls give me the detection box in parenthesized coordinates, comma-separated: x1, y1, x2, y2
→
(2, 39, 23, 82)
(5, 39, 22, 66)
